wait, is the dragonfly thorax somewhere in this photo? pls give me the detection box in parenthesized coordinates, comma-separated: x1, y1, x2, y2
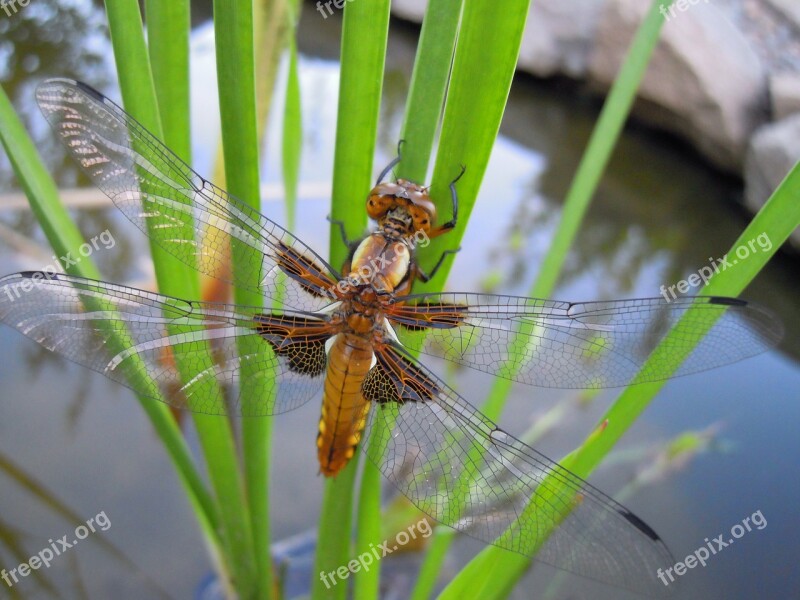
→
(340, 287, 386, 334)
(349, 234, 411, 293)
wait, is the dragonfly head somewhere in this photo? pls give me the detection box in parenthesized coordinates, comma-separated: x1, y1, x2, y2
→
(367, 179, 437, 237)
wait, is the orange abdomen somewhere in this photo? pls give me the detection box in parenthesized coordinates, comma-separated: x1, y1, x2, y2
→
(317, 333, 373, 476)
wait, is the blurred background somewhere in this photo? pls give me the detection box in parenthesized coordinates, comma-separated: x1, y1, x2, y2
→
(0, 1, 798, 598)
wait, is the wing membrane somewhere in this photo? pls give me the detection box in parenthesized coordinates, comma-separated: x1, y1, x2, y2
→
(0, 272, 331, 416)
(362, 343, 673, 596)
(35, 78, 339, 311)
(389, 293, 782, 388)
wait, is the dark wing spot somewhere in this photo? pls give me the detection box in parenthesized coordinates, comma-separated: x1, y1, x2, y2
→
(282, 341, 327, 376)
(362, 361, 396, 404)
(363, 345, 439, 404)
(254, 314, 331, 376)
(709, 296, 747, 307)
(19, 271, 60, 281)
(618, 508, 662, 542)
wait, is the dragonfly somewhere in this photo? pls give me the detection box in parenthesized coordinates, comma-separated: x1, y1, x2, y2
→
(0, 79, 782, 596)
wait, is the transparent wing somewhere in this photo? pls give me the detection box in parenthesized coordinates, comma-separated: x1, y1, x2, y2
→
(35, 78, 339, 312)
(388, 293, 782, 388)
(362, 343, 674, 596)
(0, 272, 333, 416)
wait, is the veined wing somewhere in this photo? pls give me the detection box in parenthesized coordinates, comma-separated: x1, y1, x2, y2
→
(361, 342, 673, 596)
(35, 78, 339, 312)
(0, 272, 334, 416)
(388, 293, 782, 388)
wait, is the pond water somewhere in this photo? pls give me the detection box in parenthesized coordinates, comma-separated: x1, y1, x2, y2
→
(0, 2, 798, 599)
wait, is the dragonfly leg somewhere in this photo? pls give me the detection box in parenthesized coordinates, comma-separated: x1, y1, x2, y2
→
(416, 246, 462, 283)
(375, 139, 405, 185)
(327, 215, 353, 248)
(428, 164, 465, 239)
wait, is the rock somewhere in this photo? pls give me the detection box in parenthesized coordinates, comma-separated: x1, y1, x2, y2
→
(764, 0, 800, 33)
(518, 0, 607, 78)
(771, 73, 800, 119)
(727, 0, 800, 73)
(391, 0, 426, 22)
(393, 0, 605, 79)
(744, 114, 800, 248)
(588, 0, 768, 172)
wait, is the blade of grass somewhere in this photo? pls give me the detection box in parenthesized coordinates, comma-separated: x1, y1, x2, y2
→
(353, 465, 381, 600)
(354, 2, 465, 597)
(566, 160, 800, 473)
(104, 0, 197, 296)
(391, 1, 531, 596)
(448, 158, 800, 600)
(143, 2, 245, 592)
(256, 0, 292, 131)
(203, 0, 286, 301)
(311, 2, 391, 600)
(327, 4, 392, 262)
(354, 109, 424, 600)
(530, 2, 673, 299)
(335, 0, 397, 591)
(475, 0, 675, 458)
(0, 82, 221, 563)
(409, 530, 455, 600)
(145, 0, 191, 162)
(213, 0, 276, 597)
(282, 0, 302, 232)
(104, 0, 258, 593)
(438, 3, 800, 595)
(415, 0, 532, 290)
(396, 0, 463, 182)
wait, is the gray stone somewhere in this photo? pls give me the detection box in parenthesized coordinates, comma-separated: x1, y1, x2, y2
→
(519, 0, 607, 78)
(391, 0, 427, 22)
(771, 73, 800, 120)
(764, 0, 800, 33)
(393, 0, 606, 78)
(744, 113, 800, 247)
(589, 0, 768, 172)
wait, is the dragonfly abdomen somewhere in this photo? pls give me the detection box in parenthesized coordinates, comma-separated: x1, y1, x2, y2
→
(317, 333, 373, 476)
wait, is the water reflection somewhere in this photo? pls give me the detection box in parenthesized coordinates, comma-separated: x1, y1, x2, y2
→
(0, 0, 112, 189)
(500, 75, 800, 354)
(0, 449, 171, 598)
